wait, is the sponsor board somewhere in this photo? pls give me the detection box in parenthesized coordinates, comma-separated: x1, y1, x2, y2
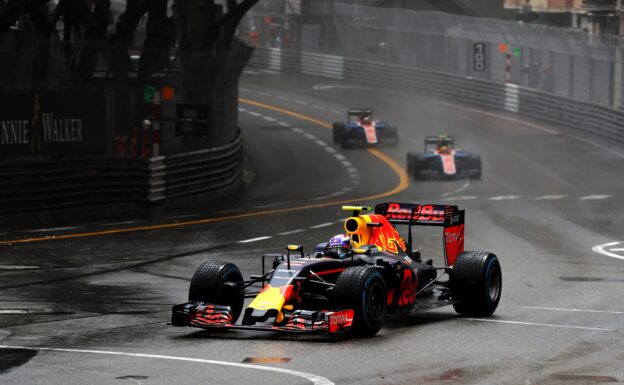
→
(0, 91, 106, 158)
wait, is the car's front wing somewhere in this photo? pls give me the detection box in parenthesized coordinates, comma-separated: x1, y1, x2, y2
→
(172, 302, 354, 335)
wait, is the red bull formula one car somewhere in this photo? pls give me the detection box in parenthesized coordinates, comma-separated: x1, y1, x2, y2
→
(407, 136, 482, 180)
(332, 108, 398, 149)
(171, 203, 502, 337)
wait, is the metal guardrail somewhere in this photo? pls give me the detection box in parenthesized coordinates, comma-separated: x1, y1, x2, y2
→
(0, 130, 243, 214)
(0, 157, 149, 214)
(154, 130, 244, 201)
(251, 47, 624, 144)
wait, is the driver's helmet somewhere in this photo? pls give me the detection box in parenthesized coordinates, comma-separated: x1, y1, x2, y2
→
(360, 113, 371, 124)
(328, 234, 351, 258)
(436, 140, 451, 154)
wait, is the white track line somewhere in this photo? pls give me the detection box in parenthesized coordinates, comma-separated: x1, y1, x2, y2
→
(0, 346, 333, 385)
(278, 229, 305, 236)
(167, 214, 199, 220)
(238, 236, 272, 244)
(0, 265, 40, 270)
(27, 226, 76, 233)
(291, 127, 304, 134)
(489, 195, 521, 201)
(441, 180, 470, 198)
(592, 241, 624, 261)
(580, 195, 612, 200)
(310, 223, 334, 229)
(518, 306, 624, 315)
(101, 220, 142, 226)
(445, 196, 478, 201)
(536, 195, 568, 200)
(248, 111, 262, 117)
(262, 116, 277, 122)
(463, 318, 616, 332)
(439, 101, 560, 135)
(278, 122, 291, 127)
(567, 133, 624, 160)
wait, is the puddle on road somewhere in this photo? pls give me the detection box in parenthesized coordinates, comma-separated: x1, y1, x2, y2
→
(550, 374, 619, 383)
(0, 348, 37, 374)
(559, 277, 624, 283)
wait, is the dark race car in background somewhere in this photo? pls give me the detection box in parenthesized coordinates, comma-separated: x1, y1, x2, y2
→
(332, 108, 399, 149)
(406, 136, 482, 180)
(172, 203, 502, 338)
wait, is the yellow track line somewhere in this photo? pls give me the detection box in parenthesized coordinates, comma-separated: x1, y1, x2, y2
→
(0, 99, 409, 245)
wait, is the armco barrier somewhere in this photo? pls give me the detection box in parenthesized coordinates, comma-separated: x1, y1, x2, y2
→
(250, 48, 624, 144)
(155, 130, 243, 201)
(0, 130, 243, 214)
(0, 157, 149, 214)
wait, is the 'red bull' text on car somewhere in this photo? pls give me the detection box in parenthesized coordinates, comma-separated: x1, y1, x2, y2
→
(171, 203, 502, 337)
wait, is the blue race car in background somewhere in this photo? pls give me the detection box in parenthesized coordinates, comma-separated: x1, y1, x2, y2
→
(406, 136, 481, 180)
(332, 108, 398, 149)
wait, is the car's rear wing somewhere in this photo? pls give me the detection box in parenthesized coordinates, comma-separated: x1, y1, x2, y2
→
(375, 203, 465, 266)
(424, 136, 454, 152)
(348, 108, 373, 121)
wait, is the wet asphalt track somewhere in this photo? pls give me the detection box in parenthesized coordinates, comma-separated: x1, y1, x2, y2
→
(1, 70, 624, 385)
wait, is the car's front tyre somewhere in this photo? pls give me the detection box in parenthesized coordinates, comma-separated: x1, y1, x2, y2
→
(334, 266, 387, 337)
(189, 260, 245, 323)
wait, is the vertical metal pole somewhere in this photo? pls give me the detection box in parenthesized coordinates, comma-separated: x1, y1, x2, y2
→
(589, 58, 595, 102)
(612, 45, 622, 108)
(569, 54, 575, 98)
(506, 51, 511, 83)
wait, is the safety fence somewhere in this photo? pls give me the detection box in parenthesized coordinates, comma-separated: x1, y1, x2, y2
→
(250, 47, 624, 144)
(0, 130, 243, 214)
(244, 4, 624, 109)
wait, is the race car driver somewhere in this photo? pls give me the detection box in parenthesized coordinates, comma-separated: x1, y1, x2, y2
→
(436, 140, 452, 155)
(327, 234, 352, 258)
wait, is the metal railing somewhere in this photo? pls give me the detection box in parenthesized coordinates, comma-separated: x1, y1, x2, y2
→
(0, 130, 243, 214)
(244, 4, 624, 109)
(250, 47, 624, 144)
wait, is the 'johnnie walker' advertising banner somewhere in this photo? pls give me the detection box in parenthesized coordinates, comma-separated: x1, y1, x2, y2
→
(0, 90, 107, 158)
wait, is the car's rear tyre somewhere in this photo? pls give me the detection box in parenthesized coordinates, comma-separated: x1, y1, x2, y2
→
(450, 251, 502, 317)
(387, 127, 399, 148)
(470, 156, 482, 180)
(189, 260, 244, 323)
(407, 152, 426, 180)
(333, 122, 345, 143)
(334, 266, 387, 337)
